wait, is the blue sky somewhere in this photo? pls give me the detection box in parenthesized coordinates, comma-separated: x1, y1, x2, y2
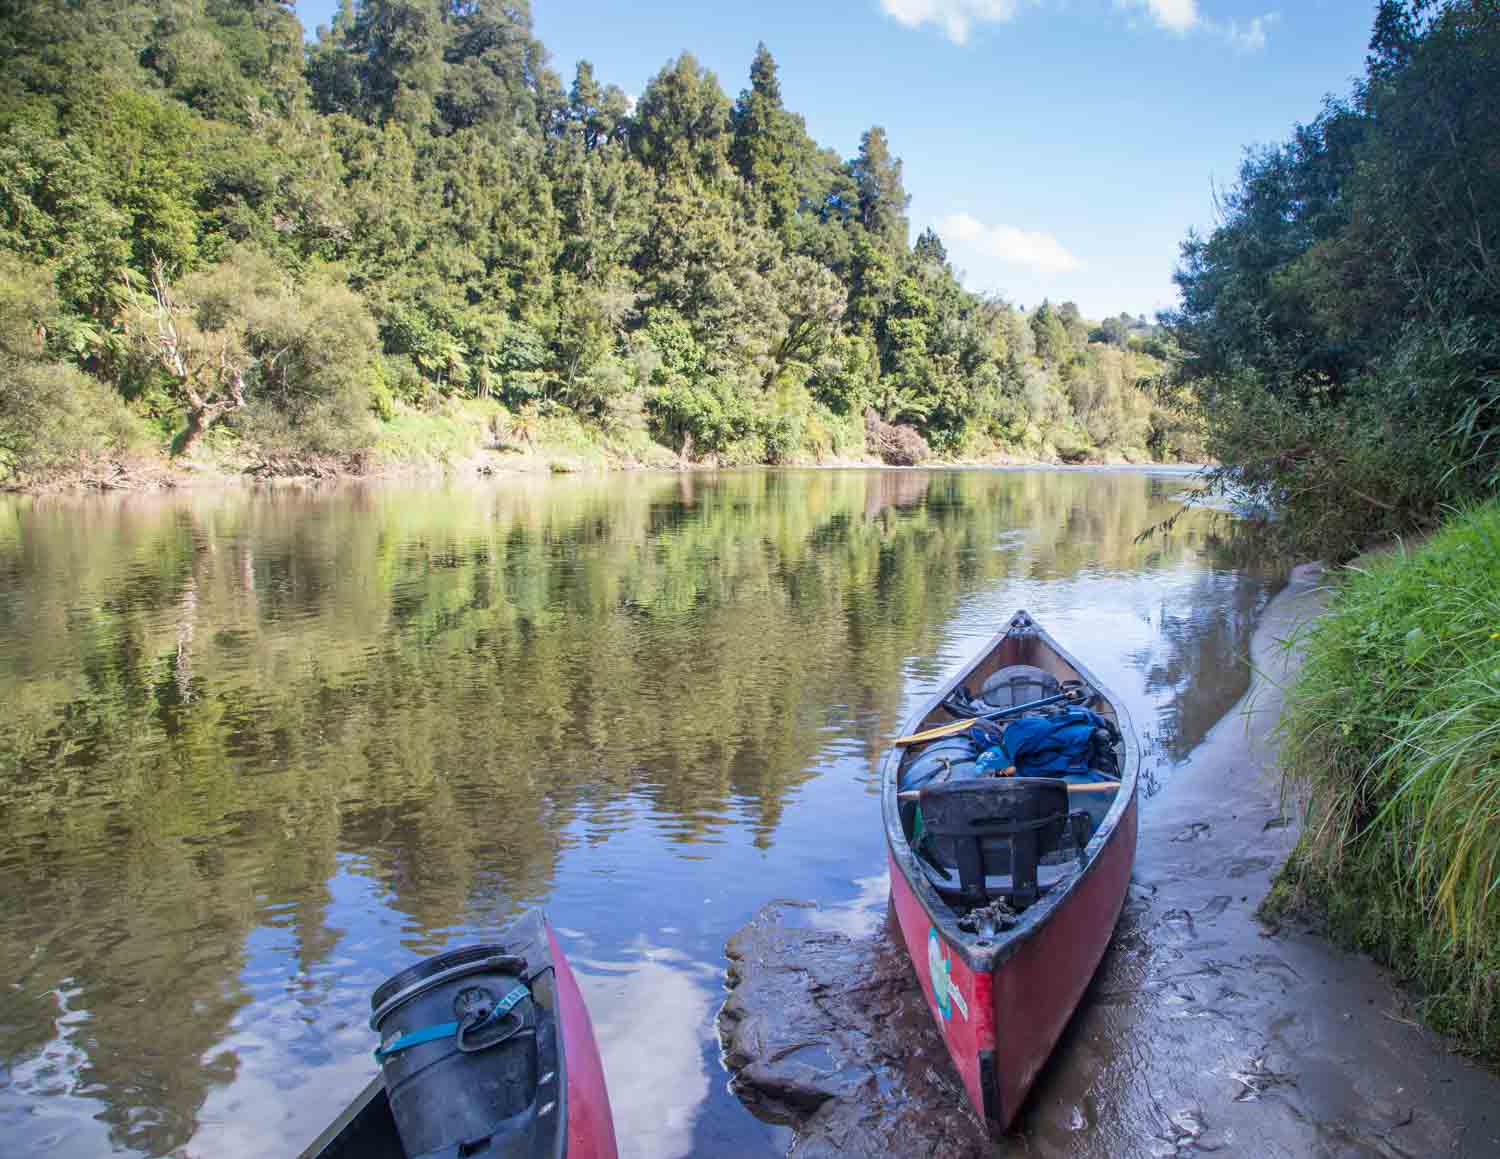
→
(294, 1, 1376, 319)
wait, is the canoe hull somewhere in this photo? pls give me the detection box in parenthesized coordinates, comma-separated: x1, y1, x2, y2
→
(882, 610, 1140, 1134)
(890, 790, 1137, 1130)
(887, 846, 996, 1122)
(989, 790, 1135, 1126)
(549, 923, 619, 1159)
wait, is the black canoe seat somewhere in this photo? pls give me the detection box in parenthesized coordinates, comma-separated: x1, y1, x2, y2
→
(915, 778, 1088, 910)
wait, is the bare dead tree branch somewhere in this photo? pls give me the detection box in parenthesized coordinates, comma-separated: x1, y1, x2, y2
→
(137, 259, 252, 455)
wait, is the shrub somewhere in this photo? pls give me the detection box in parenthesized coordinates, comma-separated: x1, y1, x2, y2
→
(0, 256, 146, 482)
(1197, 321, 1498, 559)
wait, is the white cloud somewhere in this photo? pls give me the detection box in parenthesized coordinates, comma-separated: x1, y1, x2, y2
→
(878, 0, 1021, 45)
(1115, 0, 1200, 34)
(1219, 12, 1279, 52)
(1117, 2, 1280, 49)
(939, 212, 1083, 275)
(884, 1, 1278, 51)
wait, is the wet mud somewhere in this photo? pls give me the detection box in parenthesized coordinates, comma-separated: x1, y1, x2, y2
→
(719, 899, 991, 1158)
(718, 565, 1500, 1157)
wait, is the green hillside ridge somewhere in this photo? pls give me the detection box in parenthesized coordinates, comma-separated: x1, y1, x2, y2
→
(0, 2, 1198, 487)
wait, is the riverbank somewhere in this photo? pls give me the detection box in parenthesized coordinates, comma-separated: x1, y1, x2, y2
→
(1266, 502, 1500, 1062)
(2, 436, 1205, 495)
(718, 564, 1500, 1156)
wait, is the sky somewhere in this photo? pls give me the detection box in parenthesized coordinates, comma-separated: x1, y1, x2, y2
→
(293, 0, 1377, 320)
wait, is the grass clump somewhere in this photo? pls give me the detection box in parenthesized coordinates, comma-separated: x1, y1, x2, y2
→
(370, 399, 501, 466)
(1273, 501, 1500, 1056)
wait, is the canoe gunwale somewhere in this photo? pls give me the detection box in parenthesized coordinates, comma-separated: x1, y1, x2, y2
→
(879, 610, 1141, 976)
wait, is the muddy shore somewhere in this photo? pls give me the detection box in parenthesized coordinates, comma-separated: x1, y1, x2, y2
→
(1, 454, 1210, 496)
(718, 564, 1500, 1157)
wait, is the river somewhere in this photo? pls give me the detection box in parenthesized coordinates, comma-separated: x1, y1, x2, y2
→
(0, 468, 1279, 1158)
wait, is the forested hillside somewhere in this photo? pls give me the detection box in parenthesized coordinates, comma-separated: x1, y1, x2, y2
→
(1168, 0, 1499, 558)
(0, 0, 1195, 485)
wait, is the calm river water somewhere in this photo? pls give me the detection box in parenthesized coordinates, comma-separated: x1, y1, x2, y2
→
(0, 469, 1277, 1158)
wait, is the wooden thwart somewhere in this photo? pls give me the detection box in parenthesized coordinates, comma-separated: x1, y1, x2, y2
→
(897, 779, 1120, 802)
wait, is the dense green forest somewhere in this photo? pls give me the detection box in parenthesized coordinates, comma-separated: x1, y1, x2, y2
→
(1168, 0, 1499, 559)
(0, 1, 1194, 485)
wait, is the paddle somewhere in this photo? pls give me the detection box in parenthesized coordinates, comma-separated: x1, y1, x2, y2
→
(894, 685, 1088, 747)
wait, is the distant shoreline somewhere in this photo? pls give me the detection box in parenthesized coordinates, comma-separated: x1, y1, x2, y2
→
(2, 454, 1212, 497)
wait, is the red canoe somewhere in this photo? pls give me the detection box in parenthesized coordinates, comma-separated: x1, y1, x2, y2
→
(301, 909, 619, 1159)
(880, 610, 1139, 1135)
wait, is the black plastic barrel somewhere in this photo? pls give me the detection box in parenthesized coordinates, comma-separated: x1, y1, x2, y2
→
(900, 736, 980, 791)
(370, 944, 560, 1159)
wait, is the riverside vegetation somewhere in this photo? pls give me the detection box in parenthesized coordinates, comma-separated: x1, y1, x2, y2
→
(0, 1, 1198, 488)
(1267, 507, 1500, 1058)
(1169, 1, 1500, 1060)
(1168, 0, 1500, 562)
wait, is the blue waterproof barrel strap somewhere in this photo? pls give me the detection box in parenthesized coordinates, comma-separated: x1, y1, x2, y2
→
(374, 983, 530, 1060)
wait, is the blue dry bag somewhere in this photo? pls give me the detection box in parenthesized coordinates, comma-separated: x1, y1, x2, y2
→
(994, 707, 1118, 778)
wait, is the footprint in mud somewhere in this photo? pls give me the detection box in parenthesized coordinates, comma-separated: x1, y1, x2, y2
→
(1226, 856, 1274, 879)
(1147, 1108, 1216, 1156)
(1197, 896, 1233, 920)
(1158, 908, 1197, 940)
(1243, 953, 1302, 993)
(1228, 1053, 1298, 1102)
(1171, 821, 1212, 843)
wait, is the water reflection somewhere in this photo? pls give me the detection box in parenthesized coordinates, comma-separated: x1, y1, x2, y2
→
(577, 941, 719, 1159)
(0, 469, 1278, 1157)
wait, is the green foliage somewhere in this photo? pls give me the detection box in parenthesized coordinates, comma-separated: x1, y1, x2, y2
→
(235, 263, 379, 454)
(1169, 0, 1500, 556)
(730, 44, 804, 237)
(1030, 300, 1071, 367)
(850, 126, 908, 249)
(642, 314, 753, 456)
(119, 247, 378, 457)
(0, 256, 144, 482)
(371, 396, 500, 464)
(0, 113, 131, 312)
(1273, 502, 1500, 1057)
(631, 54, 731, 184)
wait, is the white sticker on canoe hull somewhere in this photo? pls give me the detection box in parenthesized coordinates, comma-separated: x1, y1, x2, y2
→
(927, 927, 968, 1021)
(949, 977, 969, 1020)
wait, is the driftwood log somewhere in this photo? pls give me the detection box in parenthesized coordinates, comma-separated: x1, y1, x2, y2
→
(864, 409, 930, 466)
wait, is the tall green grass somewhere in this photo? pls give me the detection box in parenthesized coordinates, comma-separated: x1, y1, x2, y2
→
(1271, 501, 1500, 1056)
